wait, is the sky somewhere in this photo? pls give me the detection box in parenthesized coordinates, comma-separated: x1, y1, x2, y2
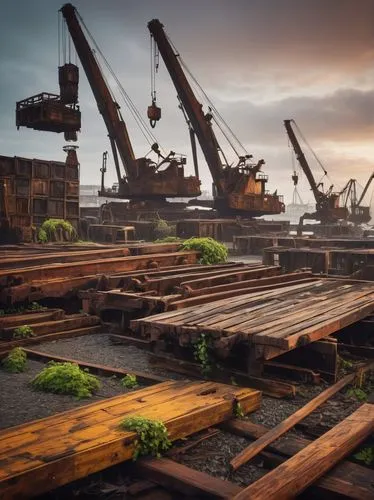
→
(1, 0, 374, 205)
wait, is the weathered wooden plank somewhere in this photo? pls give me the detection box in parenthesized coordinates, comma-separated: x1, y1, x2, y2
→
(230, 363, 373, 471)
(0, 247, 130, 269)
(23, 348, 166, 384)
(0, 309, 65, 329)
(222, 419, 374, 499)
(233, 403, 374, 500)
(135, 457, 242, 498)
(0, 325, 102, 357)
(149, 353, 295, 398)
(0, 381, 261, 499)
(1, 315, 100, 339)
(0, 251, 198, 284)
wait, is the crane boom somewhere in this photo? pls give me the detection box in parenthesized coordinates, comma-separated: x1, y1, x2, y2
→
(148, 19, 225, 196)
(357, 173, 374, 207)
(284, 119, 322, 204)
(148, 19, 284, 216)
(61, 3, 136, 180)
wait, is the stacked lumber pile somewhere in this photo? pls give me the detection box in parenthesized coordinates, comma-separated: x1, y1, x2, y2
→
(131, 279, 374, 370)
(0, 308, 101, 355)
(0, 244, 198, 304)
(80, 263, 313, 321)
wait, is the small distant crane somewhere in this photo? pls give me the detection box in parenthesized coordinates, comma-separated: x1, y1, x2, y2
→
(284, 119, 348, 234)
(342, 174, 374, 224)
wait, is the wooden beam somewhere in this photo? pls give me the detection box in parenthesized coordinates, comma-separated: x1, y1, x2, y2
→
(149, 353, 295, 398)
(230, 366, 371, 471)
(0, 325, 102, 357)
(222, 419, 374, 499)
(233, 403, 374, 500)
(0, 381, 260, 499)
(23, 348, 166, 385)
(134, 457, 242, 498)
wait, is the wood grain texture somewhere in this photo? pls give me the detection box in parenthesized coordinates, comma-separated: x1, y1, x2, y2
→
(233, 403, 374, 500)
(0, 381, 260, 500)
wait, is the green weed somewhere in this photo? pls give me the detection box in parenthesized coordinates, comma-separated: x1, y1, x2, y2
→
(2, 348, 27, 373)
(31, 362, 100, 399)
(181, 237, 228, 265)
(120, 416, 171, 460)
(121, 374, 138, 389)
(13, 325, 34, 339)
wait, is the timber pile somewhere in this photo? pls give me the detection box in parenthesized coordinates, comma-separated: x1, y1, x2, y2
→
(0, 380, 261, 499)
(0, 247, 198, 304)
(131, 279, 374, 370)
(0, 309, 101, 355)
(80, 264, 314, 321)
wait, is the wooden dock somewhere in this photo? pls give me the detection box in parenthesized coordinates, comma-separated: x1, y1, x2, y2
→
(131, 279, 374, 369)
(0, 380, 260, 499)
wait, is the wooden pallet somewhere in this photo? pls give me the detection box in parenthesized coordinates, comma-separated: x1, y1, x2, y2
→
(0, 381, 260, 499)
(131, 279, 374, 368)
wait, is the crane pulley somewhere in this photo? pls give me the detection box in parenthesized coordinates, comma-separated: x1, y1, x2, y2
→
(147, 34, 162, 128)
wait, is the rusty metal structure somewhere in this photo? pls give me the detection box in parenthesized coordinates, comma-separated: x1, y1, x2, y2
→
(284, 119, 348, 233)
(0, 148, 80, 242)
(147, 19, 284, 217)
(341, 173, 374, 224)
(60, 4, 200, 205)
(16, 92, 81, 142)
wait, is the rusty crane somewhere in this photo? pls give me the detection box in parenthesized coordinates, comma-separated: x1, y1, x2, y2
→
(284, 119, 349, 234)
(60, 4, 200, 206)
(147, 19, 284, 217)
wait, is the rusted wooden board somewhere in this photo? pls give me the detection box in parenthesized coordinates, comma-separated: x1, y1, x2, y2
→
(230, 367, 370, 470)
(0, 314, 100, 340)
(0, 309, 65, 329)
(233, 403, 374, 500)
(132, 280, 374, 362)
(134, 457, 242, 498)
(0, 381, 261, 499)
(0, 247, 130, 270)
(223, 419, 374, 499)
(0, 325, 102, 357)
(24, 348, 166, 384)
(0, 251, 198, 284)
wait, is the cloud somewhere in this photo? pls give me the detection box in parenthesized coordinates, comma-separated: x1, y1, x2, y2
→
(1, 0, 374, 207)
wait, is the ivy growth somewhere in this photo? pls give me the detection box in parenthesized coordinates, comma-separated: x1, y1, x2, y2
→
(13, 325, 34, 339)
(354, 446, 374, 466)
(181, 237, 228, 265)
(31, 362, 100, 399)
(121, 374, 138, 389)
(346, 387, 368, 402)
(2, 348, 27, 373)
(38, 219, 76, 243)
(153, 218, 173, 240)
(120, 416, 171, 460)
(193, 333, 213, 376)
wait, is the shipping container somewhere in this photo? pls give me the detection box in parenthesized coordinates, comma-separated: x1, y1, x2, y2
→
(47, 199, 65, 217)
(66, 201, 79, 217)
(32, 179, 49, 196)
(66, 181, 79, 197)
(33, 161, 50, 178)
(50, 181, 65, 198)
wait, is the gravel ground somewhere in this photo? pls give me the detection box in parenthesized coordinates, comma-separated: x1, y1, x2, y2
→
(34, 333, 187, 380)
(176, 429, 267, 486)
(3, 333, 372, 493)
(0, 358, 141, 429)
